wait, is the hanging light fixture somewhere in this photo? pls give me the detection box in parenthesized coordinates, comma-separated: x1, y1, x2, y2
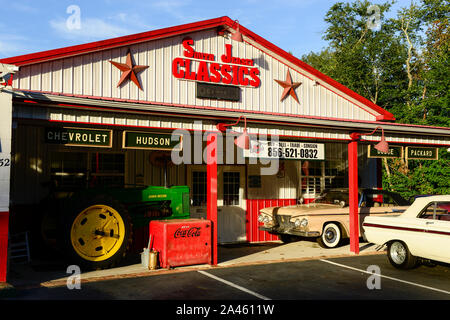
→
(231, 20, 244, 42)
(350, 126, 389, 153)
(235, 127, 250, 150)
(374, 133, 389, 153)
(216, 115, 250, 150)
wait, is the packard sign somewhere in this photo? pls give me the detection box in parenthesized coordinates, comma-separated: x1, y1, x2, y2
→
(45, 127, 112, 147)
(122, 131, 182, 151)
(406, 147, 438, 160)
(244, 140, 325, 160)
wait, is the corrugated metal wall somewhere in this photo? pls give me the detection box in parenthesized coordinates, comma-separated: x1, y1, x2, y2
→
(247, 161, 300, 199)
(13, 29, 378, 122)
(14, 104, 355, 141)
(246, 158, 299, 243)
(13, 102, 450, 146)
(246, 199, 297, 242)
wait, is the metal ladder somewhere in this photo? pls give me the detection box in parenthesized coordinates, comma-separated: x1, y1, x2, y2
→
(8, 231, 31, 264)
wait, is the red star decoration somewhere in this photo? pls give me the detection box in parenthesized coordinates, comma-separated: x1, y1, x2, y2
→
(109, 50, 148, 90)
(275, 69, 302, 103)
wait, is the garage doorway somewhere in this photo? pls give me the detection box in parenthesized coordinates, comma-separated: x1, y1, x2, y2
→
(187, 165, 246, 244)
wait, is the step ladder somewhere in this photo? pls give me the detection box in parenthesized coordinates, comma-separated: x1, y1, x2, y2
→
(8, 231, 31, 264)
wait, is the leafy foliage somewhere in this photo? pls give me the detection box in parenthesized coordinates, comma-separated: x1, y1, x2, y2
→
(383, 150, 450, 199)
(302, 0, 450, 198)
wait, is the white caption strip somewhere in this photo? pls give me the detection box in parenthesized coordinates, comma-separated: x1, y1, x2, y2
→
(198, 270, 271, 300)
(320, 259, 450, 295)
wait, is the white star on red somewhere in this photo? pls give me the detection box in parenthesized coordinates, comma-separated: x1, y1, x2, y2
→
(275, 69, 302, 103)
(109, 50, 148, 90)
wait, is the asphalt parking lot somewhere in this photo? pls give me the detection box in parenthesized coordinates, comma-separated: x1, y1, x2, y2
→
(4, 249, 450, 301)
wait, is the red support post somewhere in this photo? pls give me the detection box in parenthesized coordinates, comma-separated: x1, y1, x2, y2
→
(348, 137, 360, 254)
(0, 211, 9, 282)
(206, 133, 218, 265)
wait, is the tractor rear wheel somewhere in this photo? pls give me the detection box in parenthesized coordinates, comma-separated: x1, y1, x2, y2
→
(64, 195, 132, 270)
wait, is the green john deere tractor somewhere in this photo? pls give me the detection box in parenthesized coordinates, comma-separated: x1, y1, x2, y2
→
(39, 185, 190, 270)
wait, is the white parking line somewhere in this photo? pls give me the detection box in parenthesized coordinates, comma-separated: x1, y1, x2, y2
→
(198, 270, 271, 300)
(320, 259, 450, 295)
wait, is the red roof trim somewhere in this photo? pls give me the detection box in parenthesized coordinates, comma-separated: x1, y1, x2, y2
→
(0, 17, 228, 66)
(1, 16, 395, 121)
(13, 89, 381, 125)
(15, 89, 449, 132)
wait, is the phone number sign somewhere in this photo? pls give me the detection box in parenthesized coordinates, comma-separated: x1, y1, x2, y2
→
(244, 140, 325, 160)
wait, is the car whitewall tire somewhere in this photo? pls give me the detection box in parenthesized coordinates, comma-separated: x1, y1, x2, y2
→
(317, 223, 341, 248)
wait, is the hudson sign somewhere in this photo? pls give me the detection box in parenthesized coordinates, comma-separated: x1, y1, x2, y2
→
(122, 131, 182, 151)
(172, 38, 261, 88)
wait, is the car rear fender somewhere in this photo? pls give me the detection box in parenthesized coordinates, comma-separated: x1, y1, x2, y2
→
(383, 239, 422, 258)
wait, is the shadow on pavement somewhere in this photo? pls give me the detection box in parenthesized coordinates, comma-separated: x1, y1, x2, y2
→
(217, 242, 284, 263)
(6, 241, 284, 288)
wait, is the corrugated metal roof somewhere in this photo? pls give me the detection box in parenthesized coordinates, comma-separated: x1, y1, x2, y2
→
(12, 96, 450, 146)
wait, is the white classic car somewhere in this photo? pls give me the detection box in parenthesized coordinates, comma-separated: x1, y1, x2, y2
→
(363, 195, 450, 269)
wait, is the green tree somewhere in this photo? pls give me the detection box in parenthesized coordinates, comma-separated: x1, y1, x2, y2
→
(383, 149, 450, 199)
(389, 1, 426, 124)
(382, 0, 450, 198)
(302, 0, 409, 114)
(420, 0, 450, 127)
(302, 0, 450, 198)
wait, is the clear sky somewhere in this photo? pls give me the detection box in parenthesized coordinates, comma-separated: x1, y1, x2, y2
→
(0, 0, 414, 59)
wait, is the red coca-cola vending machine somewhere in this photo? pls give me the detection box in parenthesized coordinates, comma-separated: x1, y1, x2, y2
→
(149, 219, 211, 269)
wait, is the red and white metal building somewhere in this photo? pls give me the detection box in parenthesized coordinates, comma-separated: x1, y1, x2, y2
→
(0, 16, 449, 281)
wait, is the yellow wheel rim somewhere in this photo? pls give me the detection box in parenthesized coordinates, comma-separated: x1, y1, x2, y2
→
(70, 205, 126, 262)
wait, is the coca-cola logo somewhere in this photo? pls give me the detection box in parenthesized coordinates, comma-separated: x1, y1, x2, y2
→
(174, 226, 201, 238)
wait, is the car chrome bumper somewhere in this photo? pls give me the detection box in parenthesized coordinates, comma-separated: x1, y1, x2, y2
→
(258, 226, 320, 238)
